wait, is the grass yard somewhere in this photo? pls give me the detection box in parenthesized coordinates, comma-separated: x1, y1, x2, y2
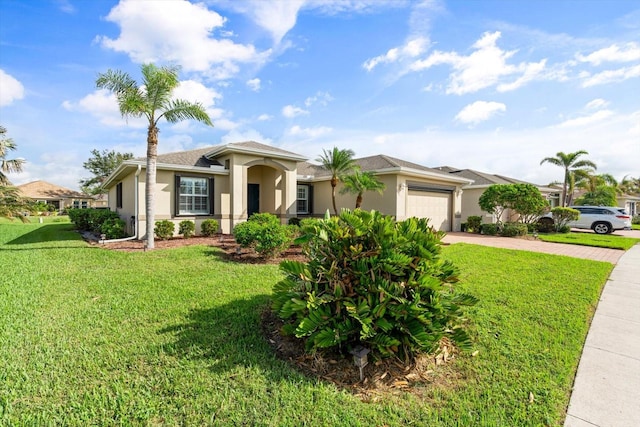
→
(633, 224, 640, 231)
(0, 222, 613, 426)
(538, 231, 640, 250)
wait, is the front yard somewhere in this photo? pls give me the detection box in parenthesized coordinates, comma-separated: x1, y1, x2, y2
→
(0, 221, 613, 426)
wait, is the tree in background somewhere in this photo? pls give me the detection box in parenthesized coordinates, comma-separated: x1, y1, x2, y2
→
(96, 64, 213, 250)
(540, 150, 596, 207)
(316, 147, 356, 215)
(80, 149, 134, 195)
(0, 126, 25, 186)
(618, 176, 640, 195)
(479, 183, 548, 225)
(0, 185, 30, 222)
(340, 169, 386, 209)
(574, 186, 618, 206)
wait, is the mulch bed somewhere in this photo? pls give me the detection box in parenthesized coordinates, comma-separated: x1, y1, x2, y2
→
(88, 232, 463, 398)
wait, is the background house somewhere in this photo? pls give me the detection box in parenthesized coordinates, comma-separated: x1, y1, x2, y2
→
(17, 180, 96, 212)
(103, 141, 471, 237)
(435, 167, 557, 223)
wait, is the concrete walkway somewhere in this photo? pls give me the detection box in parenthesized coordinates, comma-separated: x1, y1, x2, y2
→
(564, 245, 640, 427)
(441, 232, 640, 427)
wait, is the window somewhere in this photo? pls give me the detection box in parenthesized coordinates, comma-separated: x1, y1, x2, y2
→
(176, 176, 213, 215)
(116, 183, 123, 208)
(297, 185, 309, 214)
(72, 200, 89, 209)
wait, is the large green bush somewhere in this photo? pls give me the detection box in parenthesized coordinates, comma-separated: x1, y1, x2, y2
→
(154, 220, 175, 240)
(100, 218, 126, 239)
(200, 219, 219, 236)
(466, 215, 482, 233)
(501, 222, 528, 237)
(178, 220, 195, 238)
(233, 213, 292, 258)
(551, 207, 580, 232)
(68, 208, 125, 237)
(272, 209, 477, 360)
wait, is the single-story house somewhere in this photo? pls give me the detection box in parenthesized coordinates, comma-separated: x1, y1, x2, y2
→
(617, 194, 639, 217)
(102, 141, 472, 237)
(17, 180, 97, 212)
(434, 167, 558, 224)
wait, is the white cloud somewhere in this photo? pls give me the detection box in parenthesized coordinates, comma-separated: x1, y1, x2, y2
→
(580, 64, 640, 87)
(0, 69, 25, 106)
(98, 0, 268, 78)
(282, 104, 309, 118)
(287, 125, 333, 138)
(585, 98, 609, 110)
(363, 37, 429, 71)
(173, 80, 222, 108)
(246, 78, 261, 91)
(63, 89, 146, 128)
(576, 42, 640, 65)
(55, 0, 76, 13)
(557, 109, 614, 128)
(410, 31, 548, 95)
(455, 101, 506, 125)
(221, 128, 273, 145)
(257, 114, 272, 121)
(304, 91, 333, 107)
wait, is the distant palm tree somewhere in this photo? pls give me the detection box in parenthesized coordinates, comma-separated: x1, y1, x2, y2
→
(576, 172, 617, 193)
(0, 126, 25, 186)
(340, 169, 386, 209)
(540, 150, 596, 207)
(618, 176, 640, 195)
(316, 147, 356, 215)
(96, 64, 213, 249)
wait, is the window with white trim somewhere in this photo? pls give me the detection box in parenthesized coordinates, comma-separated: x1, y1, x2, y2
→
(297, 185, 309, 214)
(178, 177, 211, 215)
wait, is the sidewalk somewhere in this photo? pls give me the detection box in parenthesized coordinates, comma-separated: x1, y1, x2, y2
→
(564, 245, 640, 427)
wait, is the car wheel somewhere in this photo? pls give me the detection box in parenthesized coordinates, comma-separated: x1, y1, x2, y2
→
(592, 222, 612, 234)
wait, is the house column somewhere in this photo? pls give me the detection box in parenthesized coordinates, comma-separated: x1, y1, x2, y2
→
(453, 186, 463, 232)
(281, 169, 297, 222)
(229, 161, 246, 230)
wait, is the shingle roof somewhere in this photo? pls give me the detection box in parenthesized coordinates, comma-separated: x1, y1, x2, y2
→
(218, 141, 305, 157)
(435, 166, 528, 186)
(17, 180, 91, 199)
(299, 154, 451, 177)
(139, 147, 222, 168)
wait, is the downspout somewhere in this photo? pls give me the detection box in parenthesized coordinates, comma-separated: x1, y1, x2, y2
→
(99, 164, 142, 244)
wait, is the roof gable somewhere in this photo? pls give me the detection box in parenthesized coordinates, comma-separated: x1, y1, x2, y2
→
(17, 180, 91, 199)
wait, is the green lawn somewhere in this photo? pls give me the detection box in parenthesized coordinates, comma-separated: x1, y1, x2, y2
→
(0, 222, 613, 426)
(632, 224, 640, 231)
(538, 231, 640, 250)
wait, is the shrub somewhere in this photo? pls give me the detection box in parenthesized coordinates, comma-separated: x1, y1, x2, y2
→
(178, 220, 195, 238)
(272, 209, 478, 360)
(536, 217, 555, 233)
(480, 223, 498, 235)
(100, 218, 126, 239)
(558, 225, 571, 233)
(233, 213, 292, 258)
(632, 215, 640, 225)
(154, 220, 175, 240)
(466, 215, 482, 233)
(551, 207, 580, 232)
(288, 217, 302, 227)
(501, 222, 528, 237)
(68, 208, 124, 235)
(200, 219, 219, 237)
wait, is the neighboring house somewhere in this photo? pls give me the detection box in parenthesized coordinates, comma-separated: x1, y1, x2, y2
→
(434, 167, 557, 223)
(102, 141, 472, 238)
(617, 194, 640, 217)
(17, 180, 96, 212)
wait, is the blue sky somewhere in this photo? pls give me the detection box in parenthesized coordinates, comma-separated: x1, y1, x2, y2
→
(1, 0, 639, 191)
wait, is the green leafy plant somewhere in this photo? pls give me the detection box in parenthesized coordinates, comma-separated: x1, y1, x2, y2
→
(68, 208, 125, 235)
(178, 220, 195, 238)
(633, 215, 640, 225)
(154, 220, 175, 240)
(551, 207, 580, 232)
(272, 209, 478, 361)
(479, 183, 548, 225)
(501, 222, 528, 237)
(466, 215, 482, 233)
(480, 223, 499, 235)
(233, 213, 292, 258)
(100, 218, 126, 239)
(200, 219, 219, 236)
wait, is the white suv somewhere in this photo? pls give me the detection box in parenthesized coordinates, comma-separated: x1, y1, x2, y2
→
(541, 206, 632, 234)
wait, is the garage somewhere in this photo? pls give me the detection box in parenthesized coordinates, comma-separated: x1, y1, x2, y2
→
(405, 184, 453, 231)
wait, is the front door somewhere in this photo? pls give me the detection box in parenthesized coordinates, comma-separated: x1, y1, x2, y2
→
(248, 184, 260, 217)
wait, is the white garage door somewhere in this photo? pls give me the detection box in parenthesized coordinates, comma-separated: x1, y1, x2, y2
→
(406, 190, 452, 231)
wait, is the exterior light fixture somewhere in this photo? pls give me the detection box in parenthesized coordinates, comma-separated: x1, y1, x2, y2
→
(350, 345, 370, 381)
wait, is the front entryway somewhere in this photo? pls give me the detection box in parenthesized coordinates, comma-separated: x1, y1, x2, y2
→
(248, 184, 260, 217)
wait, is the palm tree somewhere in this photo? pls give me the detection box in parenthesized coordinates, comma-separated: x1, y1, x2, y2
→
(0, 126, 25, 186)
(316, 147, 356, 215)
(0, 185, 30, 222)
(96, 64, 213, 249)
(540, 150, 597, 207)
(340, 169, 386, 209)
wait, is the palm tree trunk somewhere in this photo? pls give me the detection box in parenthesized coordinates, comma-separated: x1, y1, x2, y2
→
(331, 177, 338, 215)
(145, 126, 158, 249)
(355, 193, 363, 209)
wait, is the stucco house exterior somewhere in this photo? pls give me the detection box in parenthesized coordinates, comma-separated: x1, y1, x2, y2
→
(434, 167, 558, 224)
(617, 194, 639, 217)
(102, 141, 472, 238)
(17, 180, 97, 212)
